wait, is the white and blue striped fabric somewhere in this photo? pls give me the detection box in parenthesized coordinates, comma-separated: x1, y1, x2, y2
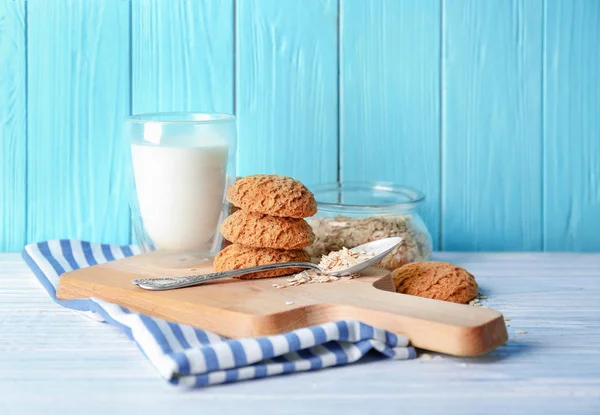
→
(22, 240, 416, 387)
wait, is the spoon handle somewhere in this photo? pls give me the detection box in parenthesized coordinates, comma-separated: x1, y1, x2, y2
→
(131, 262, 320, 291)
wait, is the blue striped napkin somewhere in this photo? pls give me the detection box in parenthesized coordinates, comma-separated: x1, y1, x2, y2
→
(22, 240, 415, 387)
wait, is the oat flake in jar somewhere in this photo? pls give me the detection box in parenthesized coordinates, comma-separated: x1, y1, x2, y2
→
(306, 182, 433, 271)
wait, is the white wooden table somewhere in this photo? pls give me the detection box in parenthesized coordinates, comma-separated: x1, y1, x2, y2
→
(1, 252, 599, 414)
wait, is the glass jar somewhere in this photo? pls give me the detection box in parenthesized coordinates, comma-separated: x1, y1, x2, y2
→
(306, 182, 432, 271)
(124, 112, 236, 259)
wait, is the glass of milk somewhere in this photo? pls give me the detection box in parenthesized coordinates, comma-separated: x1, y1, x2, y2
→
(124, 113, 236, 261)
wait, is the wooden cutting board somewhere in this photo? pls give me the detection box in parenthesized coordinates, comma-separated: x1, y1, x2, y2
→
(57, 249, 508, 356)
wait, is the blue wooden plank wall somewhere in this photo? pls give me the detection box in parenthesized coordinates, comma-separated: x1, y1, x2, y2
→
(442, 0, 543, 251)
(0, 0, 599, 253)
(341, 0, 441, 248)
(236, 0, 338, 186)
(0, 0, 26, 251)
(27, 0, 131, 247)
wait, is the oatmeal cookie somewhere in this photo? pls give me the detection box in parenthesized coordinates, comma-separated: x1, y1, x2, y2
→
(220, 210, 315, 250)
(213, 244, 310, 279)
(391, 261, 478, 304)
(226, 175, 317, 218)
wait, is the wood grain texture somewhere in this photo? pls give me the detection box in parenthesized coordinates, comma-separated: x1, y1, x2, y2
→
(3, 252, 600, 413)
(544, 0, 600, 251)
(0, 0, 26, 251)
(26, 0, 130, 245)
(235, 0, 338, 186)
(57, 249, 507, 356)
(131, 0, 234, 114)
(340, 0, 442, 249)
(442, 0, 543, 251)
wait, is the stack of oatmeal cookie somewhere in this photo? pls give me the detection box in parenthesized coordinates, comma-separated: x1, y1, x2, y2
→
(214, 175, 317, 279)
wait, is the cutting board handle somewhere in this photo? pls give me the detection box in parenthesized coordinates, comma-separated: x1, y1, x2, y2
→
(318, 280, 508, 356)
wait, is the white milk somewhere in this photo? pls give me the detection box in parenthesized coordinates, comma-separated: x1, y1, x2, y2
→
(131, 142, 228, 251)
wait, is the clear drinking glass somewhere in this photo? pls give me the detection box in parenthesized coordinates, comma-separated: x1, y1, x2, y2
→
(124, 113, 236, 264)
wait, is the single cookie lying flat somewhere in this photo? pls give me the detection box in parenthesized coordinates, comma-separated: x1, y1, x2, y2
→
(220, 210, 315, 250)
(391, 261, 478, 304)
(213, 244, 310, 279)
(226, 175, 317, 218)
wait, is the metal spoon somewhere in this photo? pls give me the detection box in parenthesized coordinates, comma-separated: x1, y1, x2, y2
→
(132, 236, 403, 291)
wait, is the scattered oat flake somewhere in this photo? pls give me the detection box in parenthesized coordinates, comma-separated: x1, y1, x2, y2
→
(515, 329, 528, 334)
(285, 301, 294, 305)
(274, 268, 361, 289)
(420, 353, 432, 360)
(504, 317, 510, 321)
(469, 293, 489, 307)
